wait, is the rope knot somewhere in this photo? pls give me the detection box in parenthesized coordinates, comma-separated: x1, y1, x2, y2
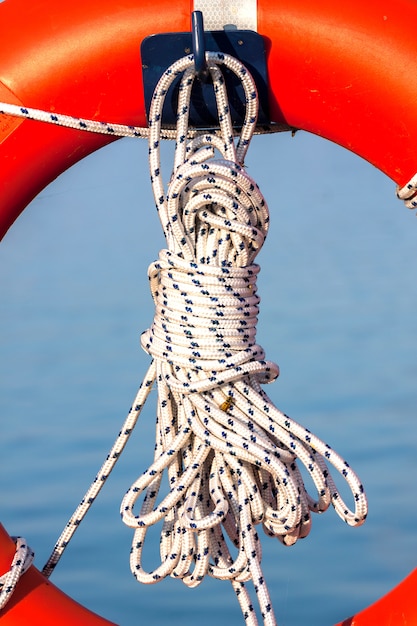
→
(163, 151, 269, 265)
(141, 249, 279, 393)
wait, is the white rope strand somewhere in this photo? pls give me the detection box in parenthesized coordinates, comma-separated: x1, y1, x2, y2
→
(397, 172, 417, 210)
(0, 102, 152, 138)
(0, 537, 34, 610)
(41, 362, 156, 578)
(0, 80, 269, 141)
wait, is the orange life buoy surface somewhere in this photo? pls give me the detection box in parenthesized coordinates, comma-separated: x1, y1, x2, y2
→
(0, 525, 116, 625)
(1, 1, 417, 625)
(1, 0, 417, 239)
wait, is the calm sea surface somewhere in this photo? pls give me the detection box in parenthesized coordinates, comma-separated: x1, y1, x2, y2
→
(1, 131, 416, 625)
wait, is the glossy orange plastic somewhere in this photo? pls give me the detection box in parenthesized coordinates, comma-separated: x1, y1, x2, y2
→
(1, 1, 417, 624)
(0, 524, 116, 625)
(335, 568, 417, 625)
(1, 0, 417, 238)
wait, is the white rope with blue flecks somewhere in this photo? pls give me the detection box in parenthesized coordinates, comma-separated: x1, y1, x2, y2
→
(116, 51, 368, 626)
(0, 101, 147, 137)
(0, 96, 414, 211)
(0, 537, 34, 609)
(1, 53, 368, 624)
(397, 173, 417, 210)
(0, 101, 178, 139)
(0, 102, 275, 140)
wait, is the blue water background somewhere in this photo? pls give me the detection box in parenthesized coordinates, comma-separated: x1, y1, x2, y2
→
(1, 131, 416, 625)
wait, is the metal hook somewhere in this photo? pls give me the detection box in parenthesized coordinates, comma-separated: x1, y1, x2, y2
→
(191, 11, 208, 76)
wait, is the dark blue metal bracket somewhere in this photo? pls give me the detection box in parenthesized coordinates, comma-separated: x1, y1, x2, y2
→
(191, 11, 208, 77)
(141, 11, 270, 129)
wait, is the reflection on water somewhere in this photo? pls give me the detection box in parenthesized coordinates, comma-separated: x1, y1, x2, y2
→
(1, 132, 416, 625)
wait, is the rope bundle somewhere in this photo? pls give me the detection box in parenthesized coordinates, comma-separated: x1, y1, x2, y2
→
(119, 52, 368, 625)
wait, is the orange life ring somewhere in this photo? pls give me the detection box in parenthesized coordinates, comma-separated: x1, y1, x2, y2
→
(0, 525, 116, 625)
(1, 0, 417, 624)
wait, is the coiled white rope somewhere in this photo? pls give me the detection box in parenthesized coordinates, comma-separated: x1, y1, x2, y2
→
(116, 52, 368, 625)
(1, 53, 368, 623)
(0, 537, 34, 609)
